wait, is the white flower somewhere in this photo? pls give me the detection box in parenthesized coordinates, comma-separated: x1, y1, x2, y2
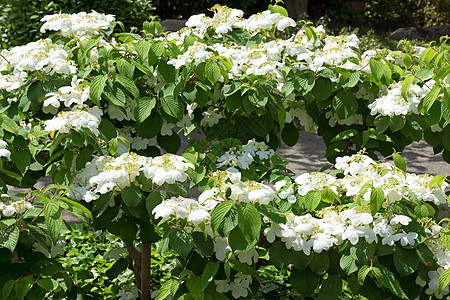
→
(214, 236, 231, 260)
(44, 106, 103, 136)
(0, 140, 11, 159)
(390, 215, 412, 226)
(200, 107, 223, 127)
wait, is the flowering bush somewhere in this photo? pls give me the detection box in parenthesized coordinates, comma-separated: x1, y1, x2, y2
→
(0, 4, 449, 300)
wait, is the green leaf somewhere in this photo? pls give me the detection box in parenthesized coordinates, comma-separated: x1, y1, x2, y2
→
(106, 257, 129, 280)
(330, 129, 358, 142)
(369, 58, 384, 83)
(374, 115, 390, 133)
(44, 199, 62, 244)
(304, 189, 321, 211)
(370, 187, 384, 215)
(15, 276, 34, 300)
(76, 145, 95, 170)
(2, 280, 15, 299)
(156, 279, 180, 300)
(309, 252, 330, 274)
(89, 75, 107, 106)
(422, 85, 441, 114)
(402, 54, 412, 69)
(340, 71, 360, 89)
(136, 40, 151, 64)
(268, 4, 289, 17)
(192, 232, 214, 257)
(311, 77, 332, 101)
(169, 229, 193, 259)
(281, 122, 299, 146)
(12, 150, 30, 173)
(211, 200, 235, 232)
(205, 60, 221, 85)
(439, 267, 450, 293)
(238, 202, 261, 244)
(121, 186, 143, 207)
(201, 262, 219, 290)
(389, 115, 406, 132)
(294, 71, 315, 95)
(161, 84, 184, 120)
(393, 247, 419, 277)
(392, 153, 406, 171)
(0, 226, 19, 252)
(228, 259, 260, 279)
(116, 74, 140, 99)
(357, 265, 372, 285)
(256, 204, 286, 224)
(187, 277, 204, 300)
(157, 61, 176, 83)
(378, 265, 408, 299)
(134, 97, 156, 123)
(318, 275, 343, 300)
(332, 91, 358, 119)
(401, 74, 414, 100)
(429, 175, 446, 189)
(321, 187, 337, 203)
(269, 241, 293, 270)
(1, 115, 21, 134)
(441, 228, 450, 250)
(228, 226, 253, 252)
(291, 268, 320, 296)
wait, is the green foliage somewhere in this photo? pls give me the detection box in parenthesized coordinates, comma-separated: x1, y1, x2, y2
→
(0, 0, 155, 48)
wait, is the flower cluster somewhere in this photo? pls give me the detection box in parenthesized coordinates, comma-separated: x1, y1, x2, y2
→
(43, 76, 90, 114)
(0, 39, 76, 75)
(40, 11, 115, 40)
(69, 153, 193, 202)
(264, 207, 418, 255)
(153, 196, 211, 224)
(185, 5, 295, 37)
(416, 225, 450, 298)
(368, 80, 435, 117)
(216, 139, 276, 169)
(0, 192, 33, 217)
(43, 106, 103, 136)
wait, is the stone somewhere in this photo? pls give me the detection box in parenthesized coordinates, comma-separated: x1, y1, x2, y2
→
(390, 25, 450, 41)
(160, 19, 187, 33)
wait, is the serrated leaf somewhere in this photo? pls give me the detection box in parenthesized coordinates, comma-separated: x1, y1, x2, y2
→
(44, 199, 62, 244)
(205, 60, 221, 85)
(402, 54, 412, 69)
(304, 189, 321, 211)
(269, 241, 293, 270)
(89, 74, 107, 106)
(211, 200, 235, 232)
(378, 265, 408, 299)
(393, 247, 419, 277)
(134, 97, 156, 123)
(341, 71, 360, 89)
(238, 202, 261, 244)
(169, 229, 193, 259)
(256, 204, 286, 224)
(370, 187, 384, 215)
(369, 58, 384, 82)
(439, 267, 450, 293)
(401, 74, 415, 100)
(15, 276, 34, 300)
(392, 153, 406, 171)
(0, 226, 19, 252)
(318, 275, 342, 300)
(121, 186, 143, 207)
(422, 85, 441, 114)
(201, 262, 219, 290)
(332, 91, 358, 119)
(156, 279, 180, 300)
(357, 265, 372, 285)
(116, 74, 140, 99)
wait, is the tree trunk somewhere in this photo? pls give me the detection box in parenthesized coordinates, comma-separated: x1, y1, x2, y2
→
(141, 243, 152, 300)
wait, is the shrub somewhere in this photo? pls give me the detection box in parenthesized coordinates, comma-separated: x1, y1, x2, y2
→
(0, 4, 449, 299)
